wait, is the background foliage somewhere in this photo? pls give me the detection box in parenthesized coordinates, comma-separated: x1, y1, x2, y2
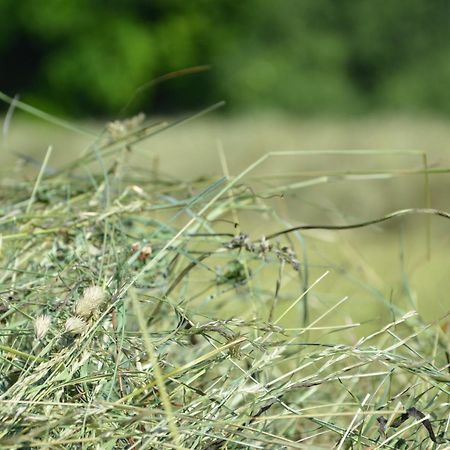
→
(1, 0, 450, 116)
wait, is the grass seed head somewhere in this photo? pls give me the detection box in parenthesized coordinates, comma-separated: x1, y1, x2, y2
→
(34, 314, 51, 340)
(107, 112, 145, 140)
(74, 285, 106, 318)
(65, 317, 87, 335)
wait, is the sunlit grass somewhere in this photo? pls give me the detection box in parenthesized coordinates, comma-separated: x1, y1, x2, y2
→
(0, 104, 449, 448)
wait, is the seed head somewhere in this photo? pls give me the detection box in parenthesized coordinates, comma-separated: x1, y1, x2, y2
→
(132, 243, 152, 261)
(65, 317, 87, 335)
(139, 245, 152, 261)
(75, 285, 106, 318)
(34, 315, 51, 340)
(107, 113, 145, 140)
(255, 235, 272, 257)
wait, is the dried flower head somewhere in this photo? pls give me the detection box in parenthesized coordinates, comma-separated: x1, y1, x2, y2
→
(65, 317, 87, 335)
(75, 285, 106, 318)
(139, 245, 152, 261)
(107, 113, 146, 140)
(224, 233, 252, 251)
(106, 120, 127, 140)
(275, 246, 301, 271)
(255, 236, 272, 257)
(34, 315, 51, 340)
(131, 243, 153, 261)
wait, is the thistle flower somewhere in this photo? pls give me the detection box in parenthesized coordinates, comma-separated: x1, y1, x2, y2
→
(34, 315, 51, 340)
(65, 317, 87, 335)
(74, 285, 106, 318)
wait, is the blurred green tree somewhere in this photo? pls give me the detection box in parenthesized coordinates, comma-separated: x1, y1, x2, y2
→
(0, 0, 449, 116)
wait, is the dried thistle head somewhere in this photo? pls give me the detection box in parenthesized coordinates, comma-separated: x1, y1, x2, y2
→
(107, 113, 146, 140)
(34, 315, 51, 340)
(65, 317, 87, 335)
(74, 285, 106, 318)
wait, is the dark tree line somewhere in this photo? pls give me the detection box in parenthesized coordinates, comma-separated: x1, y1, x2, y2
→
(1, 0, 449, 116)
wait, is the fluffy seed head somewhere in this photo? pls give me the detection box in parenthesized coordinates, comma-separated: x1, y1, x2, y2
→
(65, 317, 87, 335)
(34, 315, 51, 340)
(74, 285, 106, 318)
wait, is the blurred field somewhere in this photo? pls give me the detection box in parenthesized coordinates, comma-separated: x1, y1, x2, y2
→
(1, 113, 449, 329)
(3, 114, 450, 206)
